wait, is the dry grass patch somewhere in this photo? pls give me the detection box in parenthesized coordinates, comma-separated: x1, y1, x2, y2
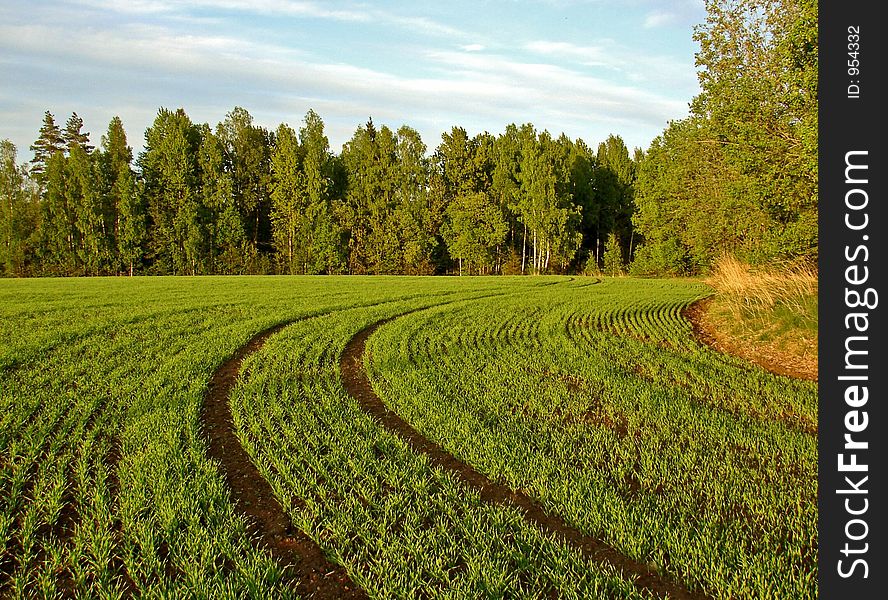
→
(701, 256, 817, 380)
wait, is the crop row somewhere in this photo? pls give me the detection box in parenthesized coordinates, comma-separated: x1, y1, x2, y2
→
(0, 276, 523, 597)
(366, 278, 817, 599)
(228, 293, 649, 598)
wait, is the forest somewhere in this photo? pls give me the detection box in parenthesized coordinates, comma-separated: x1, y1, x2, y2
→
(0, 0, 816, 278)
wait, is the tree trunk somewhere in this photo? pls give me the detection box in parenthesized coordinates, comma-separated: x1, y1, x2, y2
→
(521, 223, 527, 274)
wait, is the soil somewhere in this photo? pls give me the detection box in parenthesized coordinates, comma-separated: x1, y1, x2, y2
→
(203, 323, 366, 599)
(340, 319, 708, 600)
(682, 299, 817, 382)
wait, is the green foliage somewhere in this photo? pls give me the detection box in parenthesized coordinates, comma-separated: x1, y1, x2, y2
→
(140, 108, 205, 275)
(441, 192, 507, 275)
(0, 141, 32, 275)
(10, 107, 643, 277)
(601, 233, 623, 276)
(632, 0, 817, 274)
(28, 112, 64, 188)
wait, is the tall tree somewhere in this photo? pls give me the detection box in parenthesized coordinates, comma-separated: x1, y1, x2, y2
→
(340, 118, 400, 273)
(299, 109, 343, 273)
(99, 116, 133, 269)
(63, 112, 94, 154)
(41, 151, 77, 273)
(68, 144, 107, 274)
(116, 164, 145, 276)
(29, 111, 64, 188)
(394, 125, 436, 274)
(516, 128, 580, 273)
(199, 125, 242, 273)
(595, 134, 635, 264)
(217, 107, 272, 260)
(0, 141, 30, 275)
(139, 108, 204, 274)
(269, 123, 305, 274)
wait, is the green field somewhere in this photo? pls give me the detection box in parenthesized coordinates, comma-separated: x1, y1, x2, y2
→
(0, 276, 817, 599)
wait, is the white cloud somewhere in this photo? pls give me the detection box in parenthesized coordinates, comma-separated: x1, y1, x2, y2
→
(0, 4, 695, 156)
(643, 11, 677, 29)
(524, 39, 697, 92)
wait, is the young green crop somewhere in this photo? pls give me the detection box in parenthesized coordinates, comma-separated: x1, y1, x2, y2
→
(366, 278, 817, 599)
(229, 293, 650, 598)
(0, 276, 518, 597)
(0, 275, 815, 598)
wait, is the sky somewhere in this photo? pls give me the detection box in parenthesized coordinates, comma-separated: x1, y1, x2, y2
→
(0, 0, 707, 162)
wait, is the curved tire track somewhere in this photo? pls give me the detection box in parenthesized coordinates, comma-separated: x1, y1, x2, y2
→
(340, 315, 709, 600)
(204, 323, 366, 599)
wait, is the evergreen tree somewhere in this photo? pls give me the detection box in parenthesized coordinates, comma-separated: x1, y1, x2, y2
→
(99, 116, 133, 269)
(29, 111, 65, 188)
(139, 108, 204, 274)
(299, 110, 343, 273)
(42, 151, 77, 273)
(68, 144, 107, 274)
(63, 112, 94, 154)
(340, 118, 400, 273)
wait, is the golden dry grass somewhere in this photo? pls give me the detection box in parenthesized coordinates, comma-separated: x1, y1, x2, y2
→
(701, 255, 818, 379)
(707, 255, 817, 317)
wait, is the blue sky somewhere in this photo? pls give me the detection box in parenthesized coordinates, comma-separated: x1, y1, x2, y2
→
(0, 0, 706, 161)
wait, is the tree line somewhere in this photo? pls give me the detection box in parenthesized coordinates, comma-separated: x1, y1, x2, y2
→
(1, 0, 816, 278)
(1, 108, 636, 277)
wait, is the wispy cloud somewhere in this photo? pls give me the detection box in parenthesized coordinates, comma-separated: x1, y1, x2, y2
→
(1, 0, 702, 157)
(524, 39, 697, 91)
(643, 11, 677, 28)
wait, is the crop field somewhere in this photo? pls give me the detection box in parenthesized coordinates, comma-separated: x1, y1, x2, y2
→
(0, 276, 816, 599)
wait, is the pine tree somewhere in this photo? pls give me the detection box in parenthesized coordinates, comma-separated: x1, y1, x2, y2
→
(63, 112, 94, 153)
(29, 111, 65, 187)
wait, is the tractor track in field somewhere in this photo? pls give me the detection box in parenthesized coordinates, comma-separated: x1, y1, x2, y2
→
(340, 315, 710, 600)
(203, 322, 366, 600)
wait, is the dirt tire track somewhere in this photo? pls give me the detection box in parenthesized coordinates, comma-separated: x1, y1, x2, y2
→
(204, 323, 366, 599)
(340, 316, 710, 600)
